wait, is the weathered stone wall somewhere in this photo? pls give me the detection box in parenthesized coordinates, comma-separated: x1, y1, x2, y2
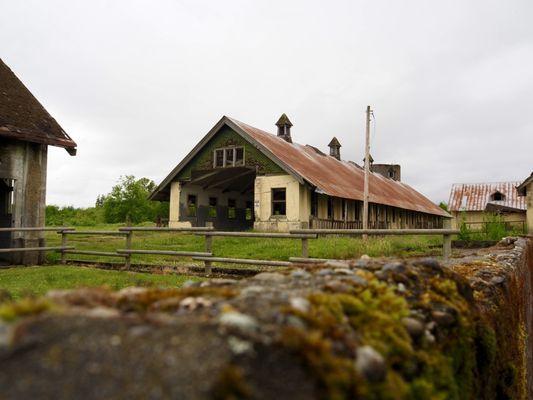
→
(450, 237, 533, 398)
(0, 240, 531, 398)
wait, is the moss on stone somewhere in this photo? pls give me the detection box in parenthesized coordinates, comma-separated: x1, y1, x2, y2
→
(0, 297, 53, 322)
(278, 269, 506, 400)
(212, 364, 252, 400)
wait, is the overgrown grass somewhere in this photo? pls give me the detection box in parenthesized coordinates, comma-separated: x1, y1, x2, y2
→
(0, 265, 200, 299)
(43, 224, 444, 267)
(457, 212, 525, 242)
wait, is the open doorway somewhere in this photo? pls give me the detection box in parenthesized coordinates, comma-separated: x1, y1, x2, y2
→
(0, 179, 14, 263)
(179, 167, 255, 230)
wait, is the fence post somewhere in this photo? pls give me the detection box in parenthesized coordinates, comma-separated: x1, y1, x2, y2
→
(301, 237, 309, 258)
(60, 231, 68, 265)
(204, 234, 213, 274)
(124, 231, 132, 270)
(443, 219, 452, 262)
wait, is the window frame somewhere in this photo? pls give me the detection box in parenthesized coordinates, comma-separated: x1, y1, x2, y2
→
(186, 194, 197, 217)
(208, 197, 218, 218)
(491, 191, 505, 201)
(213, 146, 245, 168)
(228, 198, 237, 219)
(245, 200, 253, 221)
(271, 188, 287, 217)
(214, 149, 224, 168)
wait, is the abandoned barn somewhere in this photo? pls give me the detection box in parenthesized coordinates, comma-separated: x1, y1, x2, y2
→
(517, 172, 533, 235)
(151, 114, 449, 231)
(448, 181, 527, 231)
(0, 59, 76, 264)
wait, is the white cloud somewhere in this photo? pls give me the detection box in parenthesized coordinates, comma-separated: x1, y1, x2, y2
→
(1, 0, 531, 207)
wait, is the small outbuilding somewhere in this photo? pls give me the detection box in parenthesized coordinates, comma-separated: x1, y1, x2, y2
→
(517, 172, 533, 235)
(448, 181, 527, 232)
(0, 59, 76, 264)
(151, 114, 448, 231)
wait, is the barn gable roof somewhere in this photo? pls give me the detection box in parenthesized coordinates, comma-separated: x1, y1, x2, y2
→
(448, 181, 526, 212)
(151, 116, 449, 217)
(0, 59, 76, 155)
(517, 172, 533, 196)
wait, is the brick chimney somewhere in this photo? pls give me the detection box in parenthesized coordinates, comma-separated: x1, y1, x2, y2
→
(328, 137, 341, 160)
(275, 113, 293, 143)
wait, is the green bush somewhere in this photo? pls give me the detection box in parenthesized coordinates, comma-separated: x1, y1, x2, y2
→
(482, 213, 508, 241)
(458, 212, 518, 242)
(99, 176, 168, 224)
(46, 176, 168, 226)
(45, 205, 104, 226)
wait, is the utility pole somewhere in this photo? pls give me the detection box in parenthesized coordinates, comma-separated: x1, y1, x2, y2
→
(362, 105, 372, 239)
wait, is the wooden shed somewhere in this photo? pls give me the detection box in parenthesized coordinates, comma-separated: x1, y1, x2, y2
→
(0, 59, 76, 264)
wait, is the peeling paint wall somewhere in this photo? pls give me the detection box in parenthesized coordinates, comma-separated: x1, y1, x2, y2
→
(526, 183, 533, 235)
(253, 174, 310, 232)
(176, 126, 283, 181)
(450, 210, 527, 230)
(0, 138, 47, 264)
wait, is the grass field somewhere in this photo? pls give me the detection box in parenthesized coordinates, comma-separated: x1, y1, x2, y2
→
(0, 265, 200, 299)
(43, 224, 444, 267)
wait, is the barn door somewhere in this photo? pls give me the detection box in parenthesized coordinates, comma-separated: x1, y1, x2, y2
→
(0, 179, 14, 258)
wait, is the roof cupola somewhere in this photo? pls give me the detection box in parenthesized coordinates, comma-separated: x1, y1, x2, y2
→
(275, 113, 293, 143)
(328, 137, 341, 160)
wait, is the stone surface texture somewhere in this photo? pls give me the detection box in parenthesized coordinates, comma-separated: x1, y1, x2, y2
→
(0, 238, 531, 399)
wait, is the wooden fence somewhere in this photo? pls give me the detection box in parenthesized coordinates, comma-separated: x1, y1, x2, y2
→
(0, 226, 459, 273)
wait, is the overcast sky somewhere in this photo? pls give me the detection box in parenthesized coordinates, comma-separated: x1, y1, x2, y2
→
(1, 0, 532, 207)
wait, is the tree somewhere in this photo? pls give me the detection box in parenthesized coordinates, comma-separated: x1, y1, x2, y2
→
(438, 202, 448, 212)
(99, 176, 167, 224)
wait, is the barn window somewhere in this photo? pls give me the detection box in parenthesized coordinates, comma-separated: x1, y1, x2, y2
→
(310, 192, 318, 217)
(214, 149, 224, 168)
(272, 188, 286, 216)
(327, 197, 333, 219)
(228, 198, 236, 219)
(224, 148, 234, 167)
(208, 197, 217, 217)
(245, 201, 253, 220)
(235, 148, 244, 166)
(491, 191, 505, 201)
(213, 146, 245, 168)
(187, 194, 197, 217)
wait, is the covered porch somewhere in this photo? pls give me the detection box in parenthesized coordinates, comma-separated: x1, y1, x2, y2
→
(171, 167, 256, 230)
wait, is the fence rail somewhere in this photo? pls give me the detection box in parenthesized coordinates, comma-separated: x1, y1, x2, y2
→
(0, 226, 460, 273)
(0, 227, 73, 232)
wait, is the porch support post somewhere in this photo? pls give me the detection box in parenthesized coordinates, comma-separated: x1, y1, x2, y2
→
(442, 218, 452, 262)
(204, 234, 213, 274)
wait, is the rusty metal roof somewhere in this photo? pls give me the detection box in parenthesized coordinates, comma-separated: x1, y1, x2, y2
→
(152, 116, 449, 217)
(229, 117, 449, 217)
(448, 181, 526, 212)
(0, 59, 76, 154)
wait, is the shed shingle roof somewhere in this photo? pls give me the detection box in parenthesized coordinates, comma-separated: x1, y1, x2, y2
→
(448, 182, 526, 212)
(0, 59, 76, 154)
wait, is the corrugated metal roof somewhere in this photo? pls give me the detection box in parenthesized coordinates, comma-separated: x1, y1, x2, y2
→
(229, 117, 449, 217)
(448, 181, 526, 212)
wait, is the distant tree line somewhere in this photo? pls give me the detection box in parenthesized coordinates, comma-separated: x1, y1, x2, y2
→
(46, 176, 168, 226)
